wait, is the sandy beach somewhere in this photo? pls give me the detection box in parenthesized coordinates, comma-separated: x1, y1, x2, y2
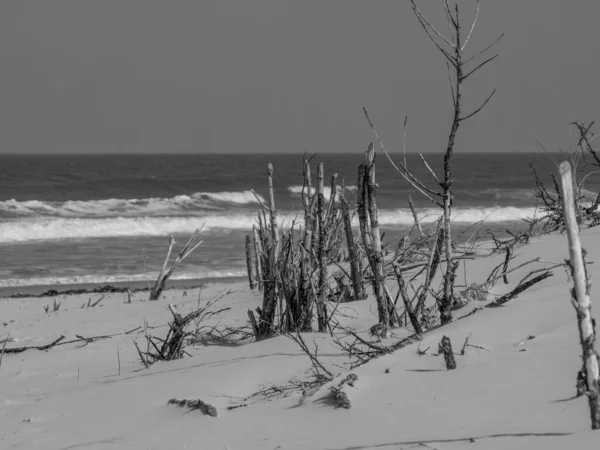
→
(1, 228, 598, 450)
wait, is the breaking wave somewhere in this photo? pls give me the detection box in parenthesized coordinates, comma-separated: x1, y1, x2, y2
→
(0, 190, 265, 218)
(287, 185, 357, 200)
(0, 206, 538, 243)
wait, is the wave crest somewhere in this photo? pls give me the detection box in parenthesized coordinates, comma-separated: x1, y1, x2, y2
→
(0, 190, 265, 218)
(0, 206, 538, 243)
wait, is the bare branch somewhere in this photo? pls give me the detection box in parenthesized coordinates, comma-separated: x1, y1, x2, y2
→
(459, 89, 496, 122)
(251, 189, 271, 212)
(464, 33, 504, 65)
(444, 0, 458, 28)
(419, 153, 441, 185)
(461, 0, 480, 51)
(362, 107, 443, 206)
(411, 0, 455, 49)
(462, 54, 498, 81)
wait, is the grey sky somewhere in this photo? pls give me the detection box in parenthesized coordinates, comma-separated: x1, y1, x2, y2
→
(0, 0, 598, 154)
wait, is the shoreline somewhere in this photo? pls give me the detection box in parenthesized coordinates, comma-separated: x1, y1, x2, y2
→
(0, 275, 247, 299)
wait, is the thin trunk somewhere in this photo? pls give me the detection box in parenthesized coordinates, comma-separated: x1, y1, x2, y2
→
(245, 235, 256, 289)
(408, 195, 424, 237)
(415, 220, 444, 318)
(325, 173, 338, 223)
(267, 163, 280, 261)
(253, 226, 263, 291)
(317, 163, 328, 332)
(257, 163, 280, 338)
(357, 164, 372, 257)
(365, 161, 390, 335)
(441, 195, 454, 324)
(394, 265, 422, 334)
(560, 161, 600, 430)
(340, 197, 365, 300)
(440, 10, 463, 325)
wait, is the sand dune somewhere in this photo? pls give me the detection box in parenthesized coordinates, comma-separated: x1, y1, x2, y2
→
(1, 229, 599, 449)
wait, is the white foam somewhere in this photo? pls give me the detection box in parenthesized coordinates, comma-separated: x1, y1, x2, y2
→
(287, 185, 356, 200)
(0, 190, 266, 218)
(0, 207, 538, 243)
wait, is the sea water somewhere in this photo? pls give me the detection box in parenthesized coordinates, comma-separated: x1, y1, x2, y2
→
(0, 152, 592, 291)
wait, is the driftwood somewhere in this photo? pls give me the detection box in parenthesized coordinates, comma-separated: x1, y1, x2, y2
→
(330, 373, 358, 409)
(167, 398, 218, 417)
(486, 271, 553, 308)
(150, 229, 203, 301)
(559, 161, 600, 430)
(2, 335, 65, 354)
(136, 297, 231, 366)
(439, 336, 456, 370)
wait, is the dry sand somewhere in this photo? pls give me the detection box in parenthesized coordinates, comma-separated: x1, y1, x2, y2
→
(1, 229, 600, 449)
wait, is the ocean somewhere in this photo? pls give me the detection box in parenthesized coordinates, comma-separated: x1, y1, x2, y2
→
(0, 152, 592, 292)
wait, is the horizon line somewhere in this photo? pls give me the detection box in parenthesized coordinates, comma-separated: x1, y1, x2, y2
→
(0, 150, 560, 156)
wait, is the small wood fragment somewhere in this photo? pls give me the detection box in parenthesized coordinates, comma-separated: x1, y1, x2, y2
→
(330, 373, 358, 409)
(168, 398, 218, 417)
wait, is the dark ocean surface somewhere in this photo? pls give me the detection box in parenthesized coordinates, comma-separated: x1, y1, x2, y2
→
(0, 152, 594, 290)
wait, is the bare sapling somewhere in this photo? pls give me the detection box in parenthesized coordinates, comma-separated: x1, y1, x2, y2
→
(150, 229, 203, 300)
(559, 161, 600, 430)
(365, 1, 501, 326)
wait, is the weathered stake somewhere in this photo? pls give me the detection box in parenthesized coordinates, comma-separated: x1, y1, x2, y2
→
(559, 161, 600, 430)
(439, 336, 456, 370)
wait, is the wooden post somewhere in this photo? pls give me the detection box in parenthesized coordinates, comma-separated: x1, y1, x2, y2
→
(340, 196, 366, 301)
(559, 161, 600, 430)
(245, 235, 256, 290)
(253, 226, 263, 291)
(365, 151, 390, 336)
(439, 336, 456, 370)
(316, 163, 328, 332)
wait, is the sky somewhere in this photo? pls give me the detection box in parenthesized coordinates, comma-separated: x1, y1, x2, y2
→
(0, 0, 598, 154)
